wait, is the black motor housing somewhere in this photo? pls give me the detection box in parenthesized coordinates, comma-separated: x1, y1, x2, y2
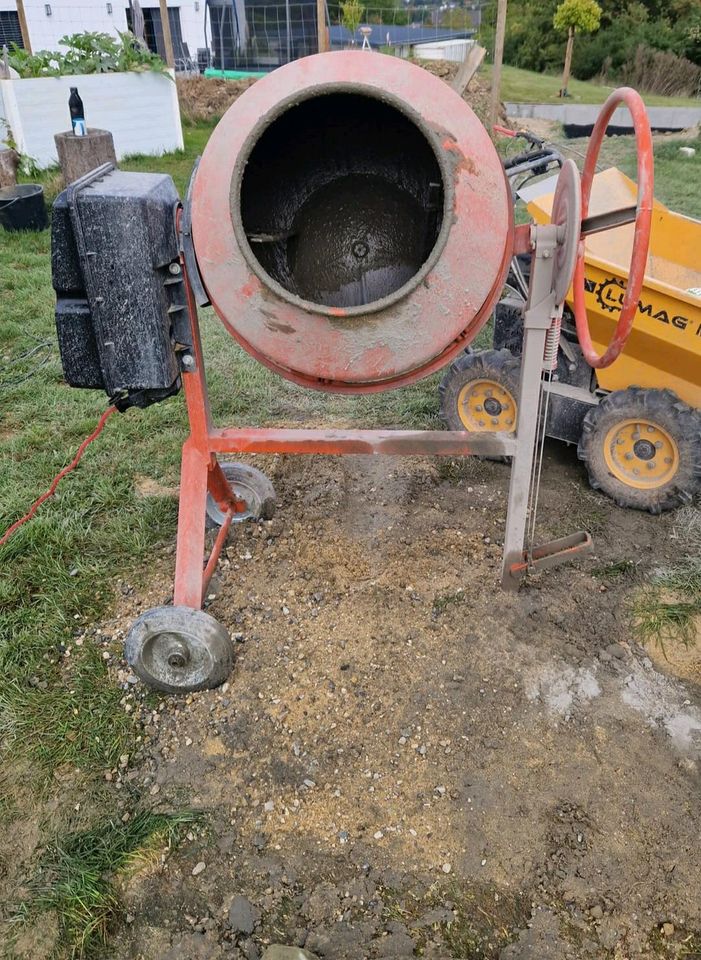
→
(52, 166, 189, 411)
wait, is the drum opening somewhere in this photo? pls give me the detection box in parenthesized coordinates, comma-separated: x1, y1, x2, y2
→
(237, 91, 446, 312)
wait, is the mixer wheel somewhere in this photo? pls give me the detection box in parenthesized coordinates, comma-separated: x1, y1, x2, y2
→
(206, 462, 276, 528)
(125, 605, 234, 693)
(578, 387, 701, 513)
(439, 349, 520, 461)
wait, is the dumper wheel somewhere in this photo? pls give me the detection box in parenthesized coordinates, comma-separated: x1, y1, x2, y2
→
(439, 349, 520, 459)
(206, 462, 276, 528)
(125, 605, 234, 693)
(578, 387, 701, 513)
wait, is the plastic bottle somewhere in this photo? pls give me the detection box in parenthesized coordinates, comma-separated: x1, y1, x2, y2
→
(69, 87, 86, 137)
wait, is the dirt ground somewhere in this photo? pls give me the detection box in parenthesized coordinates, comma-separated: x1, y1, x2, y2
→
(176, 60, 503, 127)
(65, 444, 701, 960)
(3, 56, 700, 960)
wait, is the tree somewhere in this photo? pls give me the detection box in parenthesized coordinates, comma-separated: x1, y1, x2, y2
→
(553, 0, 602, 95)
(340, 0, 364, 42)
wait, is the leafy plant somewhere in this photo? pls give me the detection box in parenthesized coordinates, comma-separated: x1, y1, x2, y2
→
(7, 31, 167, 79)
(496, 0, 701, 84)
(0, 118, 39, 178)
(6, 45, 62, 78)
(341, 0, 365, 41)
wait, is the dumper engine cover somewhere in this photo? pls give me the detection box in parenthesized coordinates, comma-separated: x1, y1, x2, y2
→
(191, 51, 514, 393)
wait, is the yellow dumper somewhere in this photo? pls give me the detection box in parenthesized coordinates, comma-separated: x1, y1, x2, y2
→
(440, 166, 701, 513)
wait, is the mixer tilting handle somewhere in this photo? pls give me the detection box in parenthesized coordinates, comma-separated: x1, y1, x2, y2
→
(572, 87, 654, 369)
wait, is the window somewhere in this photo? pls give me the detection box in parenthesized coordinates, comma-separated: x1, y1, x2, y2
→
(125, 5, 185, 60)
(0, 11, 23, 49)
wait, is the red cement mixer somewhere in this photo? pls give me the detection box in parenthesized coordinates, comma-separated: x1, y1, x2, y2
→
(50, 53, 653, 691)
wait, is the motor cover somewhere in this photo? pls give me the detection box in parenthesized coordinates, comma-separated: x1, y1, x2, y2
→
(52, 167, 188, 410)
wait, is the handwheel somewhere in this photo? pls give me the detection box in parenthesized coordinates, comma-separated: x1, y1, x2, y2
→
(206, 461, 276, 527)
(572, 87, 653, 369)
(551, 159, 581, 307)
(578, 388, 701, 513)
(125, 605, 234, 692)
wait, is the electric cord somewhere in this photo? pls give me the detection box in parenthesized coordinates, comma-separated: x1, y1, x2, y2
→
(0, 405, 118, 547)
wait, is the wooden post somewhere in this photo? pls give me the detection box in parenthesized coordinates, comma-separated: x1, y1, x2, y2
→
(317, 0, 329, 53)
(0, 148, 19, 188)
(489, 0, 508, 130)
(561, 26, 574, 97)
(54, 129, 118, 187)
(16, 0, 32, 54)
(159, 0, 175, 68)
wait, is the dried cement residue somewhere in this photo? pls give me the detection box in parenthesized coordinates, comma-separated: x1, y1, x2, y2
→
(619, 657, 701, 755)
(525, 662, 601, 717)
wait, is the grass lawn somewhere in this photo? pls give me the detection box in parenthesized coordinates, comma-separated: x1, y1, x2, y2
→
(0, 116, 699, 956)
(1, 116, 442, 772)
(484, 62, 701, 108)
(0, 118, 441, 956)
(601, 138, 701, 220)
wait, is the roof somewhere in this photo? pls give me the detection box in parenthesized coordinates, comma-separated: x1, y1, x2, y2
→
(329, 23, 474, 47)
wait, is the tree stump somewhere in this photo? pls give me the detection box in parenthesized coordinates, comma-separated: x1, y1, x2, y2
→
(54, 129, 117, 187)
(0, 148, 19, 188)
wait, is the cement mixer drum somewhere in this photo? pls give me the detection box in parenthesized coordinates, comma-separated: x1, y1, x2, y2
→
(191, 52, 513, 392)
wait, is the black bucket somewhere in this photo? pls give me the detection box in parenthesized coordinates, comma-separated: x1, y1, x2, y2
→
(0, 184, 48, 232)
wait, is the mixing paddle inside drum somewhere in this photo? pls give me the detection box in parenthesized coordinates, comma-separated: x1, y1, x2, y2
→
(239, 94, 444, 309)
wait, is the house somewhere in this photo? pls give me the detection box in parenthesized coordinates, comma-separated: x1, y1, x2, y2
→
(0, 0, 207, 68)
(0, 1, 477, 75)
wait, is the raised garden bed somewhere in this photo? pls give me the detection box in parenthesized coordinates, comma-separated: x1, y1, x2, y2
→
(0, 70, 183, 169)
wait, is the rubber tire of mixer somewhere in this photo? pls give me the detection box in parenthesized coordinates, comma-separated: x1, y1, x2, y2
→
(206, 462, 276, 530)
(125, 606, 234, 693)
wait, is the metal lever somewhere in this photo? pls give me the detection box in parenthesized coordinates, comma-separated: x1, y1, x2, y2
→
(581, 205, 638, 237)
(508, 530, 593, 580)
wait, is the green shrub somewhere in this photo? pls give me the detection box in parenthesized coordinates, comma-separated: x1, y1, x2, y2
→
(8, 31, 167, 79)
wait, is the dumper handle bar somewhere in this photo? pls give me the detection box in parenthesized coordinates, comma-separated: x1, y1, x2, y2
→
(572, 88, 653, 368)
(494, 125, 564, 201)
(493, 126, 565, 301)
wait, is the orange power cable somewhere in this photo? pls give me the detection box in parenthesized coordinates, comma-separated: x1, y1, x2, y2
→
(0, 405, 118, 548)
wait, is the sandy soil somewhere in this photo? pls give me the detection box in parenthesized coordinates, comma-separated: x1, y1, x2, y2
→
(86, 445, 701, 959)
(176, 60, 503, 128)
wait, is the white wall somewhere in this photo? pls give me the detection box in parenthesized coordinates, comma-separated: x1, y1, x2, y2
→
(0, 69, 184, 167)
(0, 1, 129, 49)
(413, 38, 475, 64)
(0, 1, 207, 63)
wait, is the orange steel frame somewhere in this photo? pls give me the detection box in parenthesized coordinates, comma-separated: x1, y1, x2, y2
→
(173, 260, 523, 611)
(168, 87, 652, 617)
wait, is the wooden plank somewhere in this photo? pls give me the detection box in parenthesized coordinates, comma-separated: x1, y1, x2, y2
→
(451, 43, 486, 97)
(159, 0, 176, 68)
(317, 0, 329, 52)
(16, 0, 32, 55)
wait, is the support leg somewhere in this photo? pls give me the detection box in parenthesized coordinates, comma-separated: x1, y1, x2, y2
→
(173, 441, 210, 609)
(501, 324, 548, 588)
(207, 458, 247, 517)
(500, 225, 558, 589)
(500, 222, 593, 587)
